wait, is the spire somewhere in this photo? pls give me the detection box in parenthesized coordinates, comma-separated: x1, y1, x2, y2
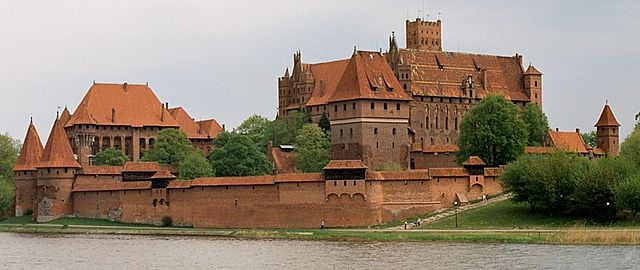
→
(36, 116, 81, 168)
(284, 68, 289, 77)
(13, 119, 44, 171)
(524, 64, 543, 75)
(595, 102, 621, 127)
(59, 106, 71, 125)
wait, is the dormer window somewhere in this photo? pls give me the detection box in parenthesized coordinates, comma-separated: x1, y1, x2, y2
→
(372, 87, 378, 92)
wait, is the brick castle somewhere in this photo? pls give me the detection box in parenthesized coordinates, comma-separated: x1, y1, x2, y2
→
(11, 18, 621, 228)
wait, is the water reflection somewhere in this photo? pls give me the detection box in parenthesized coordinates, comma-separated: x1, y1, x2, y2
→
(1, 233, 638, 269)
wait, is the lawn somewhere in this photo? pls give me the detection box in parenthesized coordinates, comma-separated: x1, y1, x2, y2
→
(0, 215, 151, 227)
(422, 200, 640, 229)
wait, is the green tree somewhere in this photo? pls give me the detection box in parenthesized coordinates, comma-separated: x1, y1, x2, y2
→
(457, 95, 527, 167)
(94, 148, 129, 166)
(0, 133, 20, 179)
(521, 103, 549, 146)
(581, 131, 597, 148)
(614, 174, 640, 216)
(318, 112, 331, 134)
(142, 129, 195, 166)
(209, 132, 272, 176)
(294, 124, 330, 172)
(236, 114, 271, 145)
(620, 127, 640, 168)
(0, 176, 14, 213)
(263, 111, 310, 146)
(178, 151, 213, 180)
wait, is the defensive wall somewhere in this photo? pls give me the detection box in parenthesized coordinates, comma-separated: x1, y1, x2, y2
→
(71, 167, 502, 228)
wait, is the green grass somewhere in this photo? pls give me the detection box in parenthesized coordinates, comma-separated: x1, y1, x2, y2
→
(47, 217, 151, 227)
(422, 200, 640, 229)
(0, 215, 35, 224)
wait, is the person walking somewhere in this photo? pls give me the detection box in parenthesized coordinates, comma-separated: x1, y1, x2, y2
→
(321, 220, 325, 229)
(404, 221, 408, 230)
(417, 217, 421, 226)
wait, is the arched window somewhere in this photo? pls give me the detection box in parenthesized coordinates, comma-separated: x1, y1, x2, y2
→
(445, 117, 449, 130)
(435, 116, 439, 129)
(392, 128, 396, 135)
(350, 128, 353, 138)
(374, 127, 378, 135)
(535, 81, 538, 87)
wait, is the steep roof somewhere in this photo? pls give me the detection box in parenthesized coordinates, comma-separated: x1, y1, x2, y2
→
(37, 117, 81, 168)
(13, 119, 44, 171)
(547, 130, 589, 154)
(306, 59, 350, 106)
(149, 170, 176, 179)
(462, 156, 486, 166)
(329, 51, 412, 102)
(66, 83, 180, 128)
(595, 103, 621, 127)
(59, 107, 72, 125)
(168, 107, 219, 139)
(524, 64, 543, 75)
(399, 50, 529, 100)
(270, 146, 295, 173)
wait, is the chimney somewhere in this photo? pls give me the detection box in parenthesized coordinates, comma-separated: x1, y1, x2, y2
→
(123, 83, 128, 92)
(576, 128, 580, 134)
(161, 104, 164, 122)
(165, 102, 169, 109)
(112, 108, 116, 123)
(222, 124, 226, 131)
(555, 128, 559, 132)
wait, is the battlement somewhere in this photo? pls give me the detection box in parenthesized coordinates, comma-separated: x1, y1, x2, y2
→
(405, 18, 442, 51)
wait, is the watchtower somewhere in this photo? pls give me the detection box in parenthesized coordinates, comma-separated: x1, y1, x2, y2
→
(12, 118, 43, 217)
(405, 18, 442, 51)
(523, 64, 543, 107)
(595, 102, 621, 156)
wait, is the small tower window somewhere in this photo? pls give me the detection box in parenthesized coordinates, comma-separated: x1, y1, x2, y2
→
(384, 103, 388, 110)
(396, 103, 401, 110)
(392, 128, 396, 135)
(374, 127, 378, 135)
(350, 128, 353, 138)
(535, 81, 538, 87)
(371, 102, 375, 110)
(343, 104, 347, 111)
(340, 129, 344, 137)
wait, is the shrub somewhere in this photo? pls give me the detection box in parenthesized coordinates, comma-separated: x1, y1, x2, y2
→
(614, 175, 640, 217)
(23, 209, 33, 216)
(161, 215, 173, 227)
(381, 161, 404, 171)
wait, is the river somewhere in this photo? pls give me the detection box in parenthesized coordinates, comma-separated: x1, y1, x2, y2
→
(0, 233, 638, 269)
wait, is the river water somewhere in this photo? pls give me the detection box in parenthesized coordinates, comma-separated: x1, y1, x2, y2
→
(0, 233, 638, 269)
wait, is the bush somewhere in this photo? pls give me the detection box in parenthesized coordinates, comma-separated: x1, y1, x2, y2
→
(380, 161, 405, 171)
(23, 209, 33, 216)
(161, 215, 172, 227)
(614, 175, 640, 217)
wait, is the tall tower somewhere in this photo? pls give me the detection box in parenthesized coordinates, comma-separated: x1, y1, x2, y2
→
(13, 118, 43, 217)
(595, 102, 621, 156)
(405, 18, 442, 51)
(523, 64, 543, 107)
(34, 115, 81, 222)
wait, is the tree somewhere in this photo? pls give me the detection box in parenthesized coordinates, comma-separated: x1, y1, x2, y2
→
(236, 114, 271, 145)
(614, 174, 640, 216)
(457, 95, 527, 167)
(142, 129, 195, 166)
(263, 110, 310, 146)
(294, 124, 330, 172)
(620, 127, 640, 168)
(0, 133, 20, 179)
(318, 112, 331, 134)
(209, 132, 272, 176)
(0, 176, 14, 213)
(178, 151, 213, 180)
(521, 103, 549, 146)
(94, 148, 129, 166)
(581, 131, 597, 148)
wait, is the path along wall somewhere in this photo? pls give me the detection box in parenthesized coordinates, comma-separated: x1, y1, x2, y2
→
(72, 168, 502, 228)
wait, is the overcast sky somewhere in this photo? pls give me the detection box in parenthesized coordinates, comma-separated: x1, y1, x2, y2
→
(1, 0, 639, 143)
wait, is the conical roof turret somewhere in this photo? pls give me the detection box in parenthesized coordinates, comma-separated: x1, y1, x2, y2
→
(595, 102, 621, 127)
(36, 116, 81, 168)
(524, 64, 542, 75)
(59, 106, 71, 125)
(13, 118, 44, 171)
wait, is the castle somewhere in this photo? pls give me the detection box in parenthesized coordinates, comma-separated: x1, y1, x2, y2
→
(11, 18, 621, 228)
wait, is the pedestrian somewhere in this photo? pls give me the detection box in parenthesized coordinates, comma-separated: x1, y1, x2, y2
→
(482, 194, 487, 202)
(404, 221, 408, 230)
(417, 218, 421, 226)
(321, 220, 325, 229)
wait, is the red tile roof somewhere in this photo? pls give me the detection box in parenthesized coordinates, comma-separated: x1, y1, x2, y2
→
(66, 83, 180, 128)
(399, 50, 529, 101)
(462, 156, 486, 166)
(167, 180, 194, 189)
(80, 166, 122, 175)
(329, 51, 412, 102)
(270, 147, 296, 173)
(324, 160, 368, 170)
(122, 162, 176, 173)
(483, 167, 502, 177)
(14, 119, 44, 171)
(525, 146, 555, 154)
(524, 64, 543, 75)
(73, 181, 152, 192)
(306, 59, 350, 106)
(167, 107, 220, 140)
(429, 167, 469, 177)
(593, 147, 607, 155)
(37, 117, 81, 168)
(150, 170, 176, 179)
(595, 103, 620, 127)
(191, 175, 276, 186)
(547, 130, 589, 154)
(422, 144, 458, 153)
(59, 107, 72, 125)
(367, 170, 430, 180)
(196, 119, 223, 139)
(275, 173, 323, 182)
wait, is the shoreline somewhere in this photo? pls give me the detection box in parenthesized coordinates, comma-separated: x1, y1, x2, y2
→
(2, 224, 639, 245)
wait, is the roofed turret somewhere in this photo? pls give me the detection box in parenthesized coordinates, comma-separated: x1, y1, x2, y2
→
(13, 118, 44, 171)
(37, 116, 81, 169)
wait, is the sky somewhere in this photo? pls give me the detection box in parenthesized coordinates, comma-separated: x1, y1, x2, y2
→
(1, 0, 639, 142)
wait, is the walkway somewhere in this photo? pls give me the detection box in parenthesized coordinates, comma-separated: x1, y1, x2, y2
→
(389, 193, 512, 230)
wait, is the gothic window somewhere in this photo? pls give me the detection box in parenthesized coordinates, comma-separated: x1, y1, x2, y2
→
(455, 117, 459, 131)
(403, 84, 407, 90)
(445, 117, 449, 130)
(392, 128, 396, 135)
(535, 81, 538, 87)
(392, 142, 395, 149)
(426, 116, 430, 130)
(435, 116, 439, 129)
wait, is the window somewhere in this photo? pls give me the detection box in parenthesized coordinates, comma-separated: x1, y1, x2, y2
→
(340, 129, 344, 137)
(535, 81, 538, 87)
(371, 102, 375, 110)
(352, 103, 356, 110)
(392, 128, 396, 135)
(343, 104, 347, 111)
(445, 117, 449, 130)
(383, 103, 388, 110)
(396, 103, 400, 110)
(455, 117, 459, 131)
(426, 116, 429, 130)
(374, 127, 378, 135)
(334, 105, 338, 112)
(435, 116, 439, 129)
(392, 142, 395, 148)
(403, 84, 407, 90)
(350, 128, 353, 138)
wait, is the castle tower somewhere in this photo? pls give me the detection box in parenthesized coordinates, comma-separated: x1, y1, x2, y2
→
(328, 51, 412, 170)
(523, 64, 543, 107)
(405, 18, 442, 51)
(595, 102, 621, 156)
(34, 115, 81, 222)
(12, 118, 43, 217)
